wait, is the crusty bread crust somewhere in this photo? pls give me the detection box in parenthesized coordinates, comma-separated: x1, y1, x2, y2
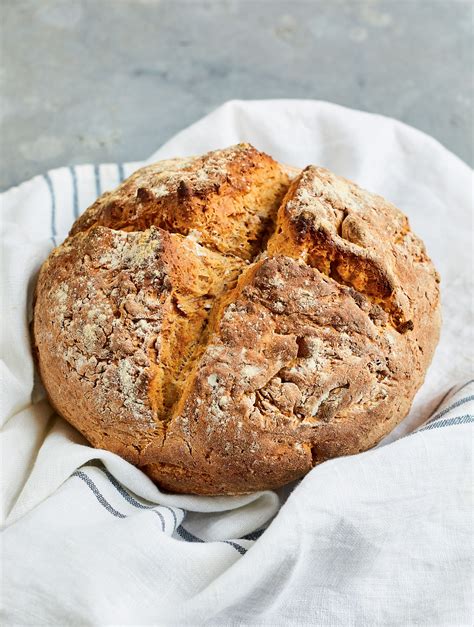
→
(33, 144, 441, 495)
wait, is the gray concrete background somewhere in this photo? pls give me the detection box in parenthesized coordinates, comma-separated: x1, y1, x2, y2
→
(1, 0, 472, 190)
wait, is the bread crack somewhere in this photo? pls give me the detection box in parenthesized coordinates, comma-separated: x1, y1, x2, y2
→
(147, 242, 245, 424)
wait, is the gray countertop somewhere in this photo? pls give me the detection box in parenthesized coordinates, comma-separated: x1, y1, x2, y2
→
(1, 0, 472, 191)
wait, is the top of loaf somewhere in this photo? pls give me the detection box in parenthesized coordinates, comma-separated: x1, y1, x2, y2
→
(70, 143, 290, 261)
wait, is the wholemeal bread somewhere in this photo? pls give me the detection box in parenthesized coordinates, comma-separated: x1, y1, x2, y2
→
(32, 144, 441, 494)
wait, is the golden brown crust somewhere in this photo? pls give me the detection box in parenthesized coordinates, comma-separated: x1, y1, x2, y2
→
(33, 144, 441, 495)
(71, 144, 289, 261)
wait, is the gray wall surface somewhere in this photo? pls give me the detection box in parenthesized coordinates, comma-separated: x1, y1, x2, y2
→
(1, 0, 472, 190)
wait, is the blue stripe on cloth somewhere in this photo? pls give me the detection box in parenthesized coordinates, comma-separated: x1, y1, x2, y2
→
(101, 468, 154, 510)
(176, 525, 203, 543)
(152, 510, 166, 532)
(75, 466, 248, 555)
(72, 470, 126, 518)
(73, 470, 166, 531)
(99, 468, 176, 533)
(241, 529, 266, 541)
(176, 525, 247, 555)
(69, 166, 79, 219)
(418, 414, 473, 433)
(94, 164, 101, 197)
(117, 163, 126, 182)
(424, 395, 474, 427)
(43, 173, 57, 246)
(160, 505, 179, 532)
(223, 540, 247, 555)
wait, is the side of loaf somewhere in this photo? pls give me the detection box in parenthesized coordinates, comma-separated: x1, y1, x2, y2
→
(32, 143, 441, 495)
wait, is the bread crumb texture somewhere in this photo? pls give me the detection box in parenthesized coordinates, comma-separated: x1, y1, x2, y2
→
(33, 144, 441, 494)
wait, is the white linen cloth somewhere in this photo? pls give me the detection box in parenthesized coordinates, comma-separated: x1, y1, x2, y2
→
(1, 100, 472, 626)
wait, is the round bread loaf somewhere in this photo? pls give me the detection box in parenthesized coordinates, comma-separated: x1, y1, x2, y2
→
(33, 144, 441, 495)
